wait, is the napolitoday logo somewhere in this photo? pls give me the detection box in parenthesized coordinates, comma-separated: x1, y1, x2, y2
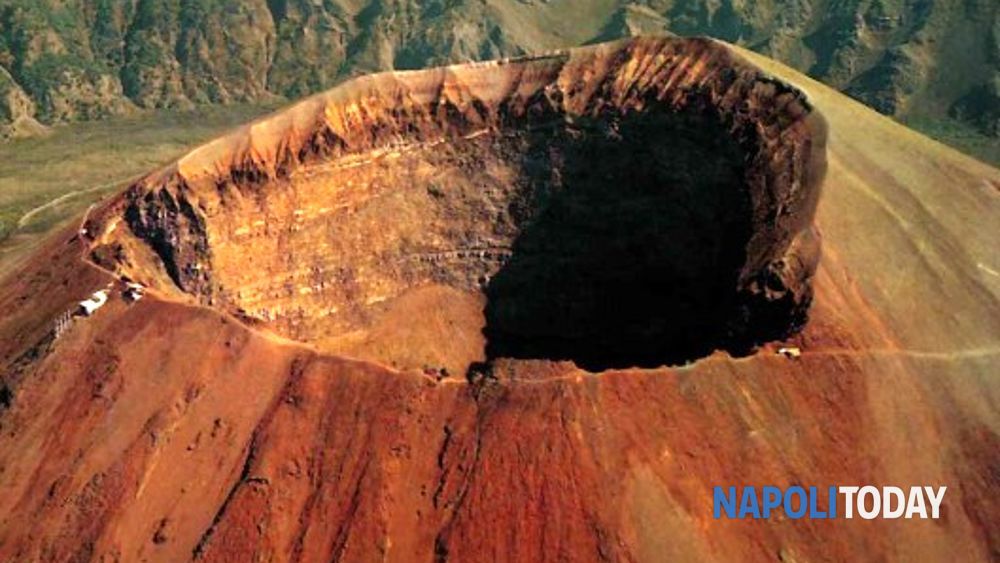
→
(714, 486, 947, 520)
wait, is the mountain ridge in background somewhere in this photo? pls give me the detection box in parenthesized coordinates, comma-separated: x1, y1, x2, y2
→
(0, 0, 997, 163)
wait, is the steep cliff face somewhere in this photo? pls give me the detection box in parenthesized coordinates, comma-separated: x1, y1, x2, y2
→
(0, 0, 996, 145)
(120, 0, 276, 108)
(668, 0, 1000, 122)
(89, 37, 825, 374)
(0, 37, 998, 563)
(0, 65, 43, 139)
(0, 1, 133, 122)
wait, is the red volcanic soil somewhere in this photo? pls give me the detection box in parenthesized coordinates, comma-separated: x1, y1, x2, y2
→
(1, 37, 999, 562)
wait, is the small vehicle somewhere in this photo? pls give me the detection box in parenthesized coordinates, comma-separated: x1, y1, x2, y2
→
(78, 290, 109, 316)
(124, 282, 145, 303)
(777, 346, 802, 359)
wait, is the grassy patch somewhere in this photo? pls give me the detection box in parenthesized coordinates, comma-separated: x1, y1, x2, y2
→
(0, 102, 282, 275)
(902, 115, 1000, 167)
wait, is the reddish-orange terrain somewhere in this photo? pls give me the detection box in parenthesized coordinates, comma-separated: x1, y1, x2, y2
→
(0, 37, 998, 562)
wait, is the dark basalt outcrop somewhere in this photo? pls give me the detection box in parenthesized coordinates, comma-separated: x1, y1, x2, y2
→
(88, 36, 827, 371)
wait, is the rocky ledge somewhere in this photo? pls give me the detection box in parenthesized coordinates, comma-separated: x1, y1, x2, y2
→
(87, 36, 827, 372)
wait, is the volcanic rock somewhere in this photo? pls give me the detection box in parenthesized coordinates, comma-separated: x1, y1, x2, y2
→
(0, 36, 998, 562)
(88, 36, 825, 374)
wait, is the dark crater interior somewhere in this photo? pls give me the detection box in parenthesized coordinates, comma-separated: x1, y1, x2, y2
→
(112, 95, 819, 374)
(482, 108, 755, 370)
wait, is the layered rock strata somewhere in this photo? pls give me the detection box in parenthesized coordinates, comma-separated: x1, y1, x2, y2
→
(88, 36, 827, 371)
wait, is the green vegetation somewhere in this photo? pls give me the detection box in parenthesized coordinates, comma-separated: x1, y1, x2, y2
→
(904, 116, 1000, 167)
(0, 102, 280, 275)
(19, 53, 107, 99)
(0, 0, 996, 146)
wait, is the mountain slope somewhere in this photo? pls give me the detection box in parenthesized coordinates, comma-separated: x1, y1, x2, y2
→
(0, 37, 997, 562)
(0, 0, 996, 154)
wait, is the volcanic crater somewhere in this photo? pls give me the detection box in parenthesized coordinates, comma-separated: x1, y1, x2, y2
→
(86, 37, 827, 374)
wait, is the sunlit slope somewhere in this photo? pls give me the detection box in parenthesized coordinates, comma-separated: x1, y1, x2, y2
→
(734, 43, 1000, 354)
(744, 35, 1000, 512)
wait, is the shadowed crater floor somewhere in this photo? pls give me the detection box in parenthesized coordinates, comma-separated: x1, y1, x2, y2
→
(482, 109, 752, 370)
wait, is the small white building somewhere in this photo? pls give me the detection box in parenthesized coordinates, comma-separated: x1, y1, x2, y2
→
(78, 290, 109, 316)
(124, 282, 145, 303)
(777, 346, 802, 360)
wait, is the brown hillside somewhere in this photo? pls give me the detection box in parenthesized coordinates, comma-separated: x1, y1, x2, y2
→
(0, 37, 997, 562)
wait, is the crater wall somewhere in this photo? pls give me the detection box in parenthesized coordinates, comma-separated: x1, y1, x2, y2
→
(87, 36, 828, 372)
